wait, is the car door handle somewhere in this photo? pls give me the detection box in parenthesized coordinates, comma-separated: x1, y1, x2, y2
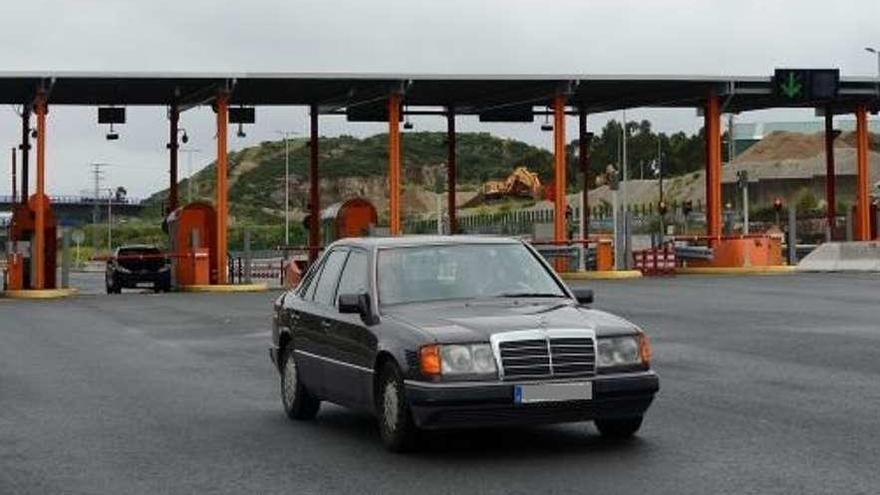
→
(320, 319, 332, 330)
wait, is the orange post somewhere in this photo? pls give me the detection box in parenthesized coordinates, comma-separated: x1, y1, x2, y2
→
(855, 105, 871, 241)
(704, 91, 722, 240)
(215, 92, 229, 284)
(388, 93, 402, 235)
(33, 91, 47, 289)
(552, 94, 567, 271)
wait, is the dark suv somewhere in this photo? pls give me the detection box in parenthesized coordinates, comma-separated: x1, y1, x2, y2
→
(106, 245, 171, 293)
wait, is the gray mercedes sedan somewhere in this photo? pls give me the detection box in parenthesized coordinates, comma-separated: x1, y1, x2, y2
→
(270, 236, 658, 451)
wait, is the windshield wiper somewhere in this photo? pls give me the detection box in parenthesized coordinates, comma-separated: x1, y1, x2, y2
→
(497, 292, 567, 298)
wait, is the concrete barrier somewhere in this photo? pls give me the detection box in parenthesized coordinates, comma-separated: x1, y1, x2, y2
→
(797, 242, 880, 272)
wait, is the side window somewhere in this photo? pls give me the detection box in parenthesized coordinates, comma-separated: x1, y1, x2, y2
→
(301, 258, 324, 301)
(335, 250, 369, 306)
(297, 259, 322, 299)
(312, 250, 348, 307)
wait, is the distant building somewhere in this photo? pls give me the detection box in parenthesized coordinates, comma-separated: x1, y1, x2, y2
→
(732, 120, 880, 156)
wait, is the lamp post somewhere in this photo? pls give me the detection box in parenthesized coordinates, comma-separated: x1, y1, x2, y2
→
(276, 130, 296, 246)
(107, 188, 114, 252)
(180, 147, 201, 203)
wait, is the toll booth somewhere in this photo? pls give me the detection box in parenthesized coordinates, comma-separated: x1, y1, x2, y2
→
(6, 199, 57, 289)
(320, 198, 378, 244)
(165, 202, 217, 286)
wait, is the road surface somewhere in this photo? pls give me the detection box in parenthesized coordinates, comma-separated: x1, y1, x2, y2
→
(1, 273, 878, 494)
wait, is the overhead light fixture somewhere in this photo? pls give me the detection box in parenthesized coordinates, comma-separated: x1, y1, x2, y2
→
(106, 123, 120, 141)
(30, 128, 37, 139)
(181, 130, 189, 144)
(541, 109, 553, 132)
(236, 123, 246, 138)
(403, 105, 414, 130)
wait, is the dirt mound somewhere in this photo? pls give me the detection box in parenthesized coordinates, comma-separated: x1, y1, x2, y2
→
(734, 131, 880, 163)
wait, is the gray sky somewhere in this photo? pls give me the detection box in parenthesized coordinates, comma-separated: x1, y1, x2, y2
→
(0, 0, 878, 197)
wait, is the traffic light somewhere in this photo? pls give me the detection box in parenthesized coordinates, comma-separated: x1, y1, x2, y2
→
(736, 170, 749, 190)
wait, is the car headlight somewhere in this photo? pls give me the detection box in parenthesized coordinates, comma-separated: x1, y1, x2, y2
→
(597, 334, 649, 369)
(420, 343, 497, 378)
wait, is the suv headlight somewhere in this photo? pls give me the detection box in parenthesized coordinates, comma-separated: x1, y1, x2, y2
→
(419, 344, 497, 378)
(597, 334, 650, 369)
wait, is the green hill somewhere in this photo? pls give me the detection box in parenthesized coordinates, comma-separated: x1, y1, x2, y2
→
(146, 132, 555, 223)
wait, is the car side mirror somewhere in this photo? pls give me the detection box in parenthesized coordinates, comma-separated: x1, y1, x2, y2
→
(338, 292, 377, 324)
(572, 288, 594, 305)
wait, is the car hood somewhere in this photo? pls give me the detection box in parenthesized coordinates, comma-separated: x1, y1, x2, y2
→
(383, 299, 638, 343)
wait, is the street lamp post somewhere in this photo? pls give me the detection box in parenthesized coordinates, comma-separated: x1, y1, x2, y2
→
(107, 188, 113, 252)
(181, 147, 201, 203)
(276, 130, 296, 246)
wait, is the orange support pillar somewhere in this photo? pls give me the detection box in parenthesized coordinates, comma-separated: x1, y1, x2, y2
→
(855, 105, 871, 241)
(215, 92, 229, 284)
(553, 94, 568, 271)
(32, 91, 47, 289)
(704, 91, 722, 240)
(388, 93, 402, 235)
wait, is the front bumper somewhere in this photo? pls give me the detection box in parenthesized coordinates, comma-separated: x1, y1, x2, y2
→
(113, 270, 170, 287)
(405, 371, 659, 429)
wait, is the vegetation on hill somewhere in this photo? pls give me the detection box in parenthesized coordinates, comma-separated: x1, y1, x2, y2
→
(144, 123, 712, 225)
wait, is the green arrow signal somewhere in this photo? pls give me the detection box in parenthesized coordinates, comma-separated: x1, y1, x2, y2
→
(780, 72, 803, 99)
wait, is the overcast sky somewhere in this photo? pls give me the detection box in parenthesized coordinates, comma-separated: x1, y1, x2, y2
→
(0, 0, 878, 197)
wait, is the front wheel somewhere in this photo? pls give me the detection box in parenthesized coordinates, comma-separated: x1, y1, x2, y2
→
(595, 416, 643, 439)
(377, 362, 419, 452)
(280, 345, 320, 420)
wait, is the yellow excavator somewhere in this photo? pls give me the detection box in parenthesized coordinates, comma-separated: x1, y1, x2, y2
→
(481, 166, 542, 200)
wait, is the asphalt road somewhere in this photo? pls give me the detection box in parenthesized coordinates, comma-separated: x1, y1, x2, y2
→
(1, 273, 878, 494)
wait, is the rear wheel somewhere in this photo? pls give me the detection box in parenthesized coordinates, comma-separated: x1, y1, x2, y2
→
(595, 416, 643, 439)
(280, 345, 320, 420)
(377, 362, 419, 452)
(106, 277, 120, 294)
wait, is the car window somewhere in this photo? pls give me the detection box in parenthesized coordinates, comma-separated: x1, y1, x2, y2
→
(302, 257, 324, 301)
(312, 249, 348, 307)
(296, 258, 322, 298)
(335, 250, 369, 306)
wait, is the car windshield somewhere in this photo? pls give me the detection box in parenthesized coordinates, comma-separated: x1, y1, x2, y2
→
(377, 243, 566, 306)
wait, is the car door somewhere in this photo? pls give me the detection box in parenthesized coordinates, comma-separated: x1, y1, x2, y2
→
(284, 249, 345, 397)
(321, 249, 377, 408)
(299, 248, 349, 398)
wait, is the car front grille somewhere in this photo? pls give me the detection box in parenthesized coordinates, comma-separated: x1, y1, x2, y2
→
(498, 336, 596, 380)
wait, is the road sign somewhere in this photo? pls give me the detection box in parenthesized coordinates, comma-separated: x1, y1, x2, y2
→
(774, 69, 839, 103)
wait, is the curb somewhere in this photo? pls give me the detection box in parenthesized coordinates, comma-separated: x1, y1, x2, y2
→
(560, 270, 643, 280)
(179, 283, 269, 293)
(676, 266, 797, 276)
(1, 288, 79, 299)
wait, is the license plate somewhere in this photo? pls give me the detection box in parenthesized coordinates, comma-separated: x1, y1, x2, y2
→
(514, 382, 592, 404)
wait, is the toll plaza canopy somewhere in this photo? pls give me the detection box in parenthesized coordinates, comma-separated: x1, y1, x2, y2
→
(3, 71, 878, 290)
(0, 71, 877, 112)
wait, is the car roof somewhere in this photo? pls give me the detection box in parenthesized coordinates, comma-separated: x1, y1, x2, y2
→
(331, 235, 523, 249)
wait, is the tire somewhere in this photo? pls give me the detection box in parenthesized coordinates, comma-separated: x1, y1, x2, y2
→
(106, 278, 120, 294)
(595, 416, 643, 439)
(376, 361, 419, 452)
(280, 345, 320, 421)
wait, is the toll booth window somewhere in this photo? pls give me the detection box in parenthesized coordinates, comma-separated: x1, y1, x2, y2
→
(335, 250, 369, 306)
(312, 250, 348, 307)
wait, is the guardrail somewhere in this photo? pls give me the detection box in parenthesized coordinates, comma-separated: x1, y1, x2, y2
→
(0, 195, 145, 205)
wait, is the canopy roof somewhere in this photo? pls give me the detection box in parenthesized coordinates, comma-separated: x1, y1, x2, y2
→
(0, 71, 876, 115)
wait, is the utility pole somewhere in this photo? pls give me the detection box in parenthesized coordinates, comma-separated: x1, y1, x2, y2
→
(90, 164, 109, 249)
(107, 188, 113, 252)
(620, 110, 629, 269)
(276, 130, 296, 246)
